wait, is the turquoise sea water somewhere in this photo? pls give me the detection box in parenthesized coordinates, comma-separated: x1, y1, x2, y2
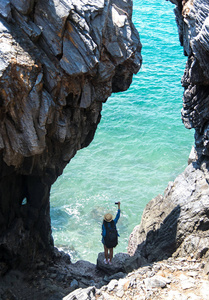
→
(50, 0, 194, 263)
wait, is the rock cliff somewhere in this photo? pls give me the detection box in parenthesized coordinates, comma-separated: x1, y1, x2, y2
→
(128, 0, 209, 264)
(0, 0, 142, 266)
(128, 157, 209, 261)
(173, 0, 209, 156)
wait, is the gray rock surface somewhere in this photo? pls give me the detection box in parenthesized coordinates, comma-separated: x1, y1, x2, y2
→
(97, 251, 147, 275)
(128, 158, 209, 262)
(1, 254, 208, 299)
(65, 256, 209, 300)
(97, 252, 130, 275)
(0, 0, 141, 265)
(169, 0, 209, 156)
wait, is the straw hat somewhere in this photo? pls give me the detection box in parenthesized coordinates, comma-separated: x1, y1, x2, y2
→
(104, 213, 113, 222)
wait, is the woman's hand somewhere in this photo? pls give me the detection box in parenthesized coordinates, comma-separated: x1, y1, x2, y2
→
(118, 201, 120, 209)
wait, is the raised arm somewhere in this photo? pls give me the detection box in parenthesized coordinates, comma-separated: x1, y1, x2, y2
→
(114, 202, 121, 224)
(118, 201, 120, 210)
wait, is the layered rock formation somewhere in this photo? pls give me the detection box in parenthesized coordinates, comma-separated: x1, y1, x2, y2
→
(128, 157, 209, 261)
(172, 0, 209, 156)
(128, 0, 209, 264)
(0, 0, 142, 266)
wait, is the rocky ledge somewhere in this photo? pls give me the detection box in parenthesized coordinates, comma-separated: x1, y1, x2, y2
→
(1, 252, 209, 299)
(94, 256, 209, 300)
(128, 153, 209, 263)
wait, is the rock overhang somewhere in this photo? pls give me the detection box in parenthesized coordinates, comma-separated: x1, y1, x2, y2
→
(0, 0, 142, 265)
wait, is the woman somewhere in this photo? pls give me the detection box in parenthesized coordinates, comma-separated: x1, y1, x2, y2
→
(102, 202, 120, 265)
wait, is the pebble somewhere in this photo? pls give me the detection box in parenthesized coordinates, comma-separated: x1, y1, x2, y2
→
(107, 279, 118, 292)
(116, 289, 124, 298)
(180, 274, 195, 290)
(144, 275, 168, 289)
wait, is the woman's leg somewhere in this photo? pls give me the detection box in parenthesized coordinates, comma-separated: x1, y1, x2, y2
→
(109, 248, 113, 262)
(104, 245, 108, 262)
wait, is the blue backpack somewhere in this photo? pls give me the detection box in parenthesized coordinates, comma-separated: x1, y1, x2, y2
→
(103, 220, 118, 248)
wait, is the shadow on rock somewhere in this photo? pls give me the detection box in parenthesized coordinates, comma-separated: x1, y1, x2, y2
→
(135, 205, 181, 263)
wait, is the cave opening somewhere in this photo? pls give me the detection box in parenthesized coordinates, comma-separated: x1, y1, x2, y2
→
(50, 0, 194, 264)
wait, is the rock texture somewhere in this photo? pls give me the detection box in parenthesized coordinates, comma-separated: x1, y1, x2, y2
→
(0, 0, 141, 266)
(94, 256, 209, 300)
(128, 157, 209, 262)
(1, 249, 209, 299)
(96, 252, 147, 275)
(170, 0, 209, 156)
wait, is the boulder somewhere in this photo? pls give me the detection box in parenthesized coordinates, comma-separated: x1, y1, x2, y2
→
(96, 252, 147, 275)
(128, 159, 209, 262)
(68, 260, 98, 280)
(144, 275, 169, 289)
(97, 252, 130, 275)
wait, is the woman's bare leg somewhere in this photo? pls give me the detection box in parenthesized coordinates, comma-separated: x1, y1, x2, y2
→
(104, 245, 108, 262)
(109, 248, 113, 262)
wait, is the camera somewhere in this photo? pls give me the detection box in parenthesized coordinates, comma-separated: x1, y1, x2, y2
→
(115, 202, 119, 205)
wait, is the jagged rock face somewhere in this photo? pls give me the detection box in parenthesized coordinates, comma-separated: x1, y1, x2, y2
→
(128, 159, 209, 262)
(171, 0, 209, 156)
(0, 0, 141, 265)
